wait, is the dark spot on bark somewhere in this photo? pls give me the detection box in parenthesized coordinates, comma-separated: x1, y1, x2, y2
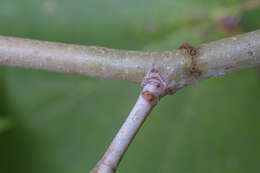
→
(166, 87, 176, 95)
(225, 66, 231, 70)
(190, 67, 201, 77)
(150, 68, 158, 73)
(179, 43, 197, 56)
(248, 51, 253, 56)
(179, 43, 202, 78)
(142, 91, 157, 106)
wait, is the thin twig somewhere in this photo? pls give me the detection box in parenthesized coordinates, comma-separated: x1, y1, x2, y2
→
(0, 30, 260, 90)
(91, 64, 172, 173)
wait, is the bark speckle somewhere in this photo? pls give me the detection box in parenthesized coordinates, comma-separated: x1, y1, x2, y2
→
(142, 91, 157, 106)
(179, 43, 202, 77)
(179, 43, 197, 56)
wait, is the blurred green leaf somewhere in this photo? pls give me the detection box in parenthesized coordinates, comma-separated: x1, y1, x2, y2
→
(0, 68, 12, 134)
(0, 0, 260, 173)
(0, 118, 11, 134)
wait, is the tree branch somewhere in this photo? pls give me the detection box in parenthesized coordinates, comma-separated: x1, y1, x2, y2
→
(0, 30, 260, 90)
(1, 29, 260, 173)
(91, 64, 171, 173)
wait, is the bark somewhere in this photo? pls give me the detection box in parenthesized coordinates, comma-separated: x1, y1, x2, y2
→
(0, 29, 259, 90)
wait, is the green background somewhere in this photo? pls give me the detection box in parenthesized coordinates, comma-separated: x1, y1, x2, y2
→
(0, 0, 260, 172)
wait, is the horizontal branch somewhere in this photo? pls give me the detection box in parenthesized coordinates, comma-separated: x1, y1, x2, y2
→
(0, 30, 260, 90)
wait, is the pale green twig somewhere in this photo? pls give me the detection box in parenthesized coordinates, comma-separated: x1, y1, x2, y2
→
(0, 29, 260, 91)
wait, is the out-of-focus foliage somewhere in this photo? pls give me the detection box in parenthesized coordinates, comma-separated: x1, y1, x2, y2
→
(0, 69, 12, 134)
(0, 0, 259, 173)
(0, 117, 11, 134)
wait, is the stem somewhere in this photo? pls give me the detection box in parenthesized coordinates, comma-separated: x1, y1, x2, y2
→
(0, 30, 260, 90)
(91, 65, 171, 173)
